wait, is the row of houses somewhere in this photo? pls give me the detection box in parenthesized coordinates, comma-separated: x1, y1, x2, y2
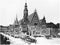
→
(0, 22, 60, 38)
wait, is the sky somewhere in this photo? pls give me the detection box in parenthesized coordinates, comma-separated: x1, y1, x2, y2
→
(0, 0, 60, 26)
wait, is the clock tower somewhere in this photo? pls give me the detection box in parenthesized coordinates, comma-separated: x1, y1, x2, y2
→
(23, 3, 29, 24)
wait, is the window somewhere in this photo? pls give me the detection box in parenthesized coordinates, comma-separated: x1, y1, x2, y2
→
(34, 23, 38, 25)
(36, 32, 40, 34)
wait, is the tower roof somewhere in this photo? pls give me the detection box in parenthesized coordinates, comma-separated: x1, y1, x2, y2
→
(43, 16, 45, 20)
(24, 2, 28, 11)
(34, 9, 37, 13)
(25, 3, 27, 7)
(14, 15, 19, 25)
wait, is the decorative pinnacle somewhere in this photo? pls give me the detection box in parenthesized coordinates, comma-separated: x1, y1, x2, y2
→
(35, 9, 37, 12)
(34, 9, 37, 13)
(43, 16, 45, 20)
(25, 3, 27, 7)
(16, 14, 18, 21)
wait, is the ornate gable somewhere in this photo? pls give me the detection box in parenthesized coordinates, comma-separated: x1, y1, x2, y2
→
(29, 10, 40, 26)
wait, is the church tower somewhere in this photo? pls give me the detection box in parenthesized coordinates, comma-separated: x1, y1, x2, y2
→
(21, 2, 29, 33)
(24, 3, 28, 18)
(23, 3, 29, 24)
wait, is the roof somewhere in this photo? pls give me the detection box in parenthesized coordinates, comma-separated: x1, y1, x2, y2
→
(14, 19, 19, 25)
(0, 26, 8, 28)
(19, 12, 35, 24)
(28, 10, 40, 23)
(28, 13, 34, 22)
(19, 11, 40, 25)
(46, 22, 58, 28)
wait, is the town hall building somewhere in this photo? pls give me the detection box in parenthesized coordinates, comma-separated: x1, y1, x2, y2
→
(0, 2, 59, 38)
(17, 3, 50, 37)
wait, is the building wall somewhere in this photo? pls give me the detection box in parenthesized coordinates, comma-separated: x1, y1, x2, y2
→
(50, 28, 58, 37)
(28, 25, 50, 37)
(40, 28, 50, 36)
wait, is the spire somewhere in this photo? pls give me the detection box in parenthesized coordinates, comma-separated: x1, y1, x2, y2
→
(14, 15, 19, 26)
(24, 2, 28, 11)
(25, 3, 27, 7)
(35, 9, 37, 12)
(34, 9, 37, 15)
(34, 9, 37, 14)
(15, 14, 18, 22)
(16, 15, 18, 20)
(24, 1, 28, 19)
(43, 16, 45, 20)
(23, 1, 29, 24)
(42, 16, 46, 24)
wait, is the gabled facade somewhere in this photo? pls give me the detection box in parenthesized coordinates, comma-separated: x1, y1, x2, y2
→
(30, 10, 40, 26)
